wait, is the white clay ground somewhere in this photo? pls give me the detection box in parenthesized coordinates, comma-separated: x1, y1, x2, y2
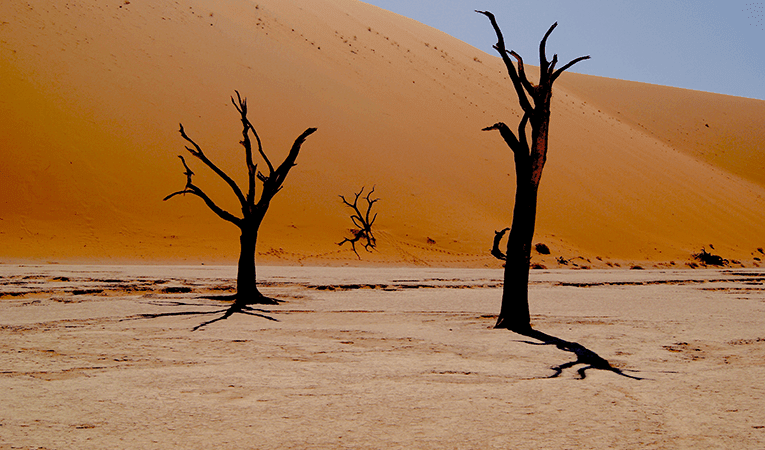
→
(1, 265, 764, 449)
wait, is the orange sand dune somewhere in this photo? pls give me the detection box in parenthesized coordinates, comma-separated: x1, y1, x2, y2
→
(1, 0, 764, 267)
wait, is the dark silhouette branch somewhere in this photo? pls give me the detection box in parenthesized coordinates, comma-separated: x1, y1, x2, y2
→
(482, 116, 531, 186)
(231, 91, 259, 206)
(482, 122, 519, 150)
(491, 228, 510, 261)
(552, 55, 591, 82)
(259, 127, 318, 202)
(232, 91, 275, 178)
(164, 155, 242, 226)
(482, 121, 529, 157)
(475, 10, 534, 114)
(538, 22, 590, 84)
(508, 50, 536, 98)
(178, 123, 247, 209)
(548, 53, 558, 74)
(539, 22, 557, 79)
(517, 112, 530, 151)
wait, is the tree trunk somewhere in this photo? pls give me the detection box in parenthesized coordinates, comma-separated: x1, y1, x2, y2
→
(496, 103, 550, 331)
(496, 162, 539, 331)
(235, 229, 258, 303)
(234, 221, 274, 306)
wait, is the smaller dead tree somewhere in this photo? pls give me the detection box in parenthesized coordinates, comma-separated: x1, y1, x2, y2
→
(338, 186, 379, 258)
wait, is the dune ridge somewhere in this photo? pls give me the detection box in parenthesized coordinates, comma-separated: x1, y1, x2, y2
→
(1, 0, 764, 267)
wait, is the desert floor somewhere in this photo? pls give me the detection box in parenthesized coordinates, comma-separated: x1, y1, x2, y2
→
(1, 264, 764, 449)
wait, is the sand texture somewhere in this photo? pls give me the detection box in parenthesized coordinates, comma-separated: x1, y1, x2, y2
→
(1, 0, 764, 266)
(1, 264, 764, 448)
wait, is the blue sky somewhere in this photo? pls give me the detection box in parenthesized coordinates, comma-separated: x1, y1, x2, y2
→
(364, 1, 765, 100)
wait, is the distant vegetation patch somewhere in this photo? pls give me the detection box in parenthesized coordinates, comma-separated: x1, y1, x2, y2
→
(692, 247, 728, 266)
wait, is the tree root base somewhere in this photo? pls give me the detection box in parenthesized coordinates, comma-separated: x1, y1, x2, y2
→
(198, 292, 284, 306)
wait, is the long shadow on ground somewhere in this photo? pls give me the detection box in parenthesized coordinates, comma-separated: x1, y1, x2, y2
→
(125, 294, 279, 331)
(515, 328, 643, 380)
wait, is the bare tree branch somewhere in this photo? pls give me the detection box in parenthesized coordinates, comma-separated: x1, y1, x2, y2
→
(539, 22, 558, 78)
(164, 155, 242, 227)
(260, 127, 318, 203)
(232, 91, 275, 178)
(231, 91, 258, 206)
(363, 186, 379, 227)
(482, 122, 529, 157)
(518, 111, 530, 151)
(178, 124, 247, 209)
(350, 215, 365, 230)
(508, 50, 536, 97)
(548, 53, 558, 74)
(492, 228, 510, 261)
(552, 55, 591, 82)
(476, 10, 534, 113)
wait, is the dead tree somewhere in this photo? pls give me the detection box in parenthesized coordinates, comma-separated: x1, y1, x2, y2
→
(165, 91, 316, 318)
(477, 11, 589, 332)
(338, 186, 379, 258)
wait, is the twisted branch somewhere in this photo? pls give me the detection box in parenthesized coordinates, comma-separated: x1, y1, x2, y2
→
(260, 127, 318, 202)
(163, 155, 242, 226)
(552, 55, 591, 82)
(231, 91, 259, 206)
(178, 124, 247, 209)
(475, 10, 533, 114)
(491, 227, 511, 261)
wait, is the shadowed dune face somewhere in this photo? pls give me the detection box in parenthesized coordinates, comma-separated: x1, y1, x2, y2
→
(1, 0, 764, 266)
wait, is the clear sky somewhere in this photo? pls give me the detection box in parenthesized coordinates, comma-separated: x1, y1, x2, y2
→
(363, 1, 765, 100)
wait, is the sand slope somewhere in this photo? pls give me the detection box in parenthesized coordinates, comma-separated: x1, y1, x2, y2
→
(1, 0, 764, 266)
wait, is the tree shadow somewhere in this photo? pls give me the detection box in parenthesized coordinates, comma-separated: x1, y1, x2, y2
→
(123, 296, 281, 331)
(514, 328, 643, 380)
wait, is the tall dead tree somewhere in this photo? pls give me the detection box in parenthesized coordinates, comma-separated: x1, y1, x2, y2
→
(477, 11, 589, 332)
(165, 91, 316, 315)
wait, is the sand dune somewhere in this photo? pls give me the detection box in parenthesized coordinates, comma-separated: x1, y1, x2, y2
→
(1, 0, 764, 266)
